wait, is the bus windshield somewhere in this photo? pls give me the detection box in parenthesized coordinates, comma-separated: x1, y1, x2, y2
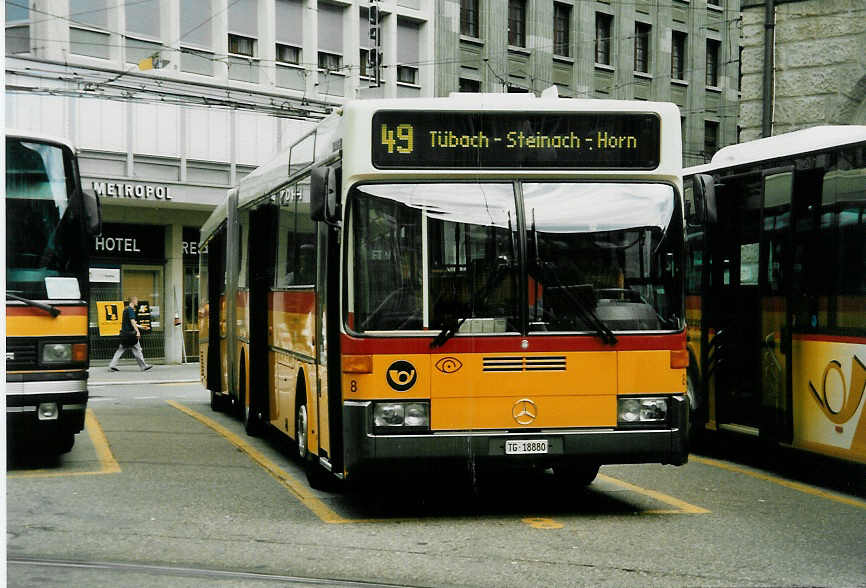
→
(5, 138, 85, 300)
(525, 182, 682, 333)
(347, 181, 683, 335)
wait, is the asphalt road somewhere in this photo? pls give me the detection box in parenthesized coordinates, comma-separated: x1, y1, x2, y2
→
(6, 379, 866, 587)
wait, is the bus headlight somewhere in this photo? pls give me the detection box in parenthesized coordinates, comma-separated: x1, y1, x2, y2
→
(41, 342, 87, 365)
(42, 343, 72, 364)
(373, 401, 429, 430)
(618, 397, 668, 425)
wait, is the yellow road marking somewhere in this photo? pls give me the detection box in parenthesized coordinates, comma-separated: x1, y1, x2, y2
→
(167, 400, 354, 524)
(8, 409, 121, 478)
(522, 517, 564, 529)
(692, 455, 866, 510)
(598, 473, 711, 514)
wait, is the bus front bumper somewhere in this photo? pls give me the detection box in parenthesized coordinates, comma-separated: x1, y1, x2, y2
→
(343, 395, 689, 476)
(6, 372, 88, 441)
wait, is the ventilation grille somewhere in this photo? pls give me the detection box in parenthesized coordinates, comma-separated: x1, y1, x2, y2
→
(482, 356, 567, 372)
(6, 338, 38, 369)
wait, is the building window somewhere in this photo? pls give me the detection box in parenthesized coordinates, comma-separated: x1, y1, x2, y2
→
(508, 0, 526, 48)
(704, 120, 719, 162)
(318, 51, 342, 72)
(69, 0, 110, 59)
(706, 39, 720, 87)
(634, 22, 650, 73)
(276, 43, 300, 65)
(360, 48, 370, 78)
(228, 33, 255, 57)
(553, 3, 571, 57)
(671, 31, 686, 80)
(126, 0, 160, 39)
(6, 0, 30, 54)
(459, 78, 481, 92)
(708, 0, 721, 6)
(397, 65, 418, 85)
(460, 0, 479, 38)
(595, 13, 612, 66)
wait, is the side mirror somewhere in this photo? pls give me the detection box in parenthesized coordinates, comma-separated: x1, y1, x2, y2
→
(686, 173, 717, 225)
(310, 166, 339, 224)
(82, 189, 102, 236)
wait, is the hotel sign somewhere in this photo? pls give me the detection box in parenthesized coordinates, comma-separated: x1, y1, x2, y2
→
(92, 180, 173, 200)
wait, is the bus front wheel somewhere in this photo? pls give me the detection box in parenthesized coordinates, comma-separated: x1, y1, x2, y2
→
(295, 401, 332, 490)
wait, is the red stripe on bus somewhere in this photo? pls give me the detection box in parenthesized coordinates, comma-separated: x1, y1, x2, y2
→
(792, 333, 866, 344)
(340, 332, 686, 354)
(6, 305, 87, 316)
(269, 290, 316, 314)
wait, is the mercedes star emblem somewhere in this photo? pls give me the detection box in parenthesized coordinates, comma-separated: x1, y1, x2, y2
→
(512, 398, 538, 425)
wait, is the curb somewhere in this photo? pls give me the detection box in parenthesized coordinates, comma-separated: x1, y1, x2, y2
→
(89, 378, 200, 386)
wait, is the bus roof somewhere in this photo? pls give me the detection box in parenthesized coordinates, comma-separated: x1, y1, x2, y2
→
(200, 196, 229, 245)
(5, 128, 77, 152)
(685, 125, 866, 175)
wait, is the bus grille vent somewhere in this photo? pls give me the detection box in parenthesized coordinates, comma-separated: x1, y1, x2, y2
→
(482, 356, 567, 372)
(6, 338, 38, 369)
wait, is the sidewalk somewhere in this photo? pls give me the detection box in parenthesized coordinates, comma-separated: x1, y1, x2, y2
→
(88, 363, 201, 386)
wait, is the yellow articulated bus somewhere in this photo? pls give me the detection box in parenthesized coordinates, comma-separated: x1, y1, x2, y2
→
(684, 126, 866, 465)
(200, 93, 690, 487)
(6, 130, 102, 454)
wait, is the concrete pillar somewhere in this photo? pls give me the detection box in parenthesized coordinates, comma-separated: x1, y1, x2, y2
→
(483, 0, 509, 92)
(435, 0, 459, 96)
(164, 223, 184, 364)
(529, 0, 553, 95)
(214, 0, 230, 81)
(573, 1, 594, 98)
(260, 0, 277, 90)
(614, 0, 635, 100)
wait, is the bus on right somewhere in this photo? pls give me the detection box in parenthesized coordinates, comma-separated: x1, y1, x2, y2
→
(684, 126, 866, 465)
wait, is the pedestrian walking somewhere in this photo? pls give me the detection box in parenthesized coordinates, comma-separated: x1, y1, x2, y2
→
(108, 296, 153, 372)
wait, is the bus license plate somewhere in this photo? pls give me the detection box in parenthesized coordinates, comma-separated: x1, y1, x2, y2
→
(505, 439, 548, 455)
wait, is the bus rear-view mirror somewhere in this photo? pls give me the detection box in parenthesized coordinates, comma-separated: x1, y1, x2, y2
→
(311, 165, 340, 225)
(688, 174, 717, 225)
(82, 188, 102, 236)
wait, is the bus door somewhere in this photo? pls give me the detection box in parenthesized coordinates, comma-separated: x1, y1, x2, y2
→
(709, 170, 794, 438)
(313, 183, 343, 476)
(206, 232, 225, 394)
(247, 203, 277, 427)
(708, 174, 764, 432)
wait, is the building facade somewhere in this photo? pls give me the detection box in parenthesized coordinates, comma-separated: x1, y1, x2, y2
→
(739, 0, 866, 140)
(436, 0, 741, 165)
(6, 0, 740, 363)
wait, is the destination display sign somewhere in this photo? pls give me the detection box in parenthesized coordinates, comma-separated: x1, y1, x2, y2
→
(371, 111, 660, 169)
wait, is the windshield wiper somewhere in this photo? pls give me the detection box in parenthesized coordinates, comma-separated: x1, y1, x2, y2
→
(530, 213, 617, 346)
(6, 292, 61, 317)
(430, 258, 512, 349)
(555, 282, 618, 346)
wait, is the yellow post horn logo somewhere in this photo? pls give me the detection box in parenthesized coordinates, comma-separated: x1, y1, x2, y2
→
(808, 355, 866, 425)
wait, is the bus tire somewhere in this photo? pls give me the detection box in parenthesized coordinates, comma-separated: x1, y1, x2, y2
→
(553, 463, 599, 486)
(210, 388, 226, 412)
(687, 367, 703, 449)
(295, 399, 332, 490)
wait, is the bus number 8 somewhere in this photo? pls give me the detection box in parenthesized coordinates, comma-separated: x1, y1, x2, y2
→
(381, 124, 414, 154)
